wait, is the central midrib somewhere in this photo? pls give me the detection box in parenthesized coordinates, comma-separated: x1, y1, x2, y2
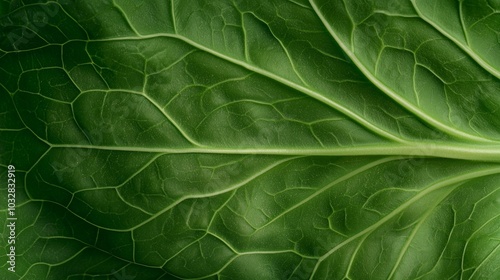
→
(48, 143, 500, 162)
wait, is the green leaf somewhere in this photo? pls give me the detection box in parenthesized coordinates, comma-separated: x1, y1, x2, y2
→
(1, 0, 500, 279)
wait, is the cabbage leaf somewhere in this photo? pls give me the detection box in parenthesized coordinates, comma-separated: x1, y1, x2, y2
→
(1, 0, 500, 279)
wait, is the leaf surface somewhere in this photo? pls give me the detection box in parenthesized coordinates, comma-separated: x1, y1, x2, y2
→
(1, 0, 500, 279)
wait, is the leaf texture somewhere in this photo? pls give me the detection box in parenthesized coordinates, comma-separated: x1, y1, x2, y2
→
(1, 0, 500, 279)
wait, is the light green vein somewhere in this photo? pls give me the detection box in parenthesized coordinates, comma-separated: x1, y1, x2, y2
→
(70, 34, 408, 144)
(461, 211, 500, 278)
(411, 0, 500, 80)
(115, 156, 300, 232)
(75, 89, 203, 147)
(171, 34, 407, 144)
(387, 184, 457, 280)
(310, 0, 497, 143)
(253, 156, 400, 233)
(309, 166, 500, 278)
